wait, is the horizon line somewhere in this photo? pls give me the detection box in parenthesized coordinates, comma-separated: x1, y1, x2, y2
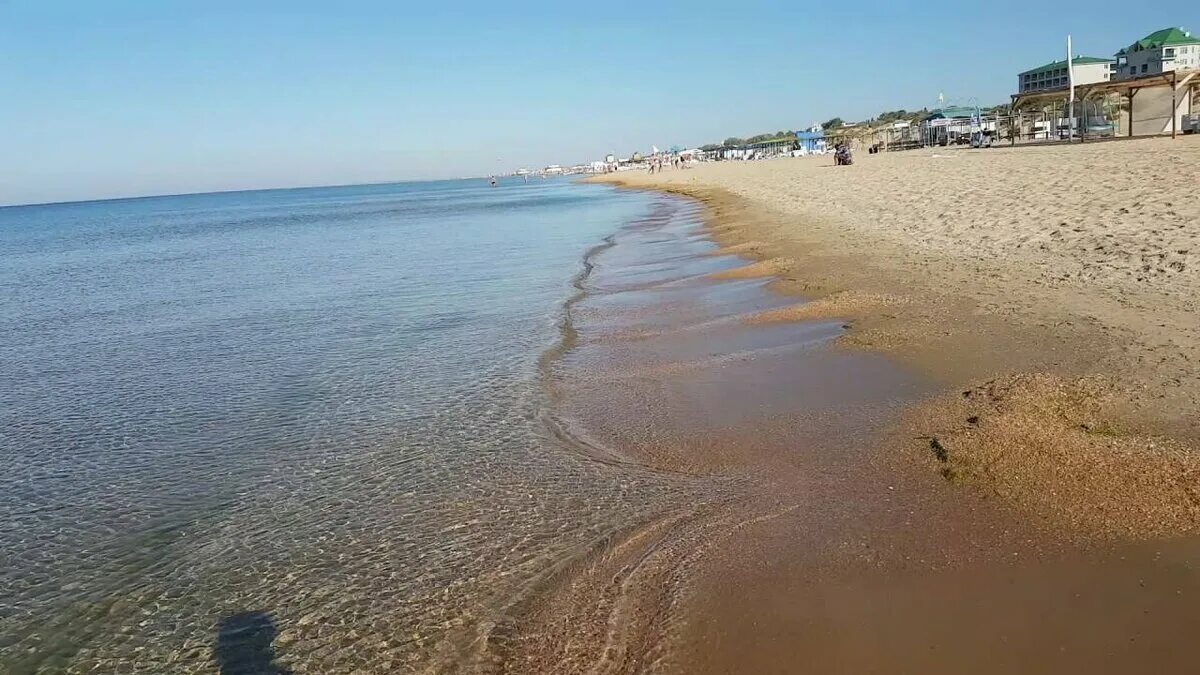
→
(0, 175, 500, 210)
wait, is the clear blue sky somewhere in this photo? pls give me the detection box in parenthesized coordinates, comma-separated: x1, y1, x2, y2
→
(2, 1, 1194, 205)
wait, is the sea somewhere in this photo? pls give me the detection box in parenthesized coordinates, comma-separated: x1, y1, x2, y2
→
(0, 179, 703, 672)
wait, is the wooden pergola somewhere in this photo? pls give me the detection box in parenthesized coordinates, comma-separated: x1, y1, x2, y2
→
(1011, 68, 1197, 138)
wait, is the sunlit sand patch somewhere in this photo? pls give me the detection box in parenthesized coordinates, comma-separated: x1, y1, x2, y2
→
(707, 257, 794, 280)
(745, 291, 909, 324)
(707, 239, 768, 257)
(908, 373, 1200, 541)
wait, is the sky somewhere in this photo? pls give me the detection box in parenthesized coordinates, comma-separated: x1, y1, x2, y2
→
(2, 1, 1196, 205)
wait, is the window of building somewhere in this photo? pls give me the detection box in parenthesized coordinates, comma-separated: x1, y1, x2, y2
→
(1164, 48, 1175, 57)
(1141, 63, 1148, 73)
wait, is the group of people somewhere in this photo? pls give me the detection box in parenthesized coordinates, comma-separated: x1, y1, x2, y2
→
(642, 146, 852, 171)
(646, 155, 687, 174)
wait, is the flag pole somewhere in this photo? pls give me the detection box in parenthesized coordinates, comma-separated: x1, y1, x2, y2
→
(1067, 34, 1076, 143)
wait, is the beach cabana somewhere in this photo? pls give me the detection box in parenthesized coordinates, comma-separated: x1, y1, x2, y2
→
(1011, 67, 1198, 139)
(746, 137, 797, 158)
(922, 107, 982, 146)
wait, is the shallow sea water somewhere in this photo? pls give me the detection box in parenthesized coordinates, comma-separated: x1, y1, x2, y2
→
(0, 180, 705, 673)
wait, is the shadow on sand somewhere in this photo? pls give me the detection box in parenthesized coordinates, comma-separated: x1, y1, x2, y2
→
(214, 611, 292, 674)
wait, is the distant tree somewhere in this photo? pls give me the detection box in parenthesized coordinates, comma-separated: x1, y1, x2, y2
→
(875, 109, 910, 123)
(722, 137, 745, 147)
(820, 117, 844, 130)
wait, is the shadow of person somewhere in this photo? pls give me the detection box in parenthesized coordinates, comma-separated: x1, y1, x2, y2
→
(214, 611, 293, 674)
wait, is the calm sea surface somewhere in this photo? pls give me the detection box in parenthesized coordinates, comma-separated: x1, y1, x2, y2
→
(0, 179, 695, 672)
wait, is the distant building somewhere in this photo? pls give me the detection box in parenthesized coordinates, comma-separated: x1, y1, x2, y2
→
(794, 126, 826, 153)
(1114, 27, 1200, 79)
(1018, 56, 1114, 93)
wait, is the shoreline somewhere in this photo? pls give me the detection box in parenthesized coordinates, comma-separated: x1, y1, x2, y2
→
(507, 189, 1008, 672)
(584, 143, 1200, 541)
(509, 180, 1200, 673)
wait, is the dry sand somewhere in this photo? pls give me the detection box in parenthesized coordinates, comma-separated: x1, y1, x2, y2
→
(589, 137, 1200, 540)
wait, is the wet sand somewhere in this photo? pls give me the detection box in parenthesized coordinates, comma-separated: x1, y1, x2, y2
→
(680, 535, 1200, 675)
(586, 140, 1200, 540)
(511, 177, 1200, 672)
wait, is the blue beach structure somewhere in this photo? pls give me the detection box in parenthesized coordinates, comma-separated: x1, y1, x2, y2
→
(795, 128, 826, 153)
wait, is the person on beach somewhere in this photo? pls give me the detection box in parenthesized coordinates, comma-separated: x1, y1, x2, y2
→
(834, 142, 853, 166)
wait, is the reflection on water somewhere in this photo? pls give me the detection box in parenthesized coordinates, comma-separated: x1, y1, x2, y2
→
(0, 181, 701, 672)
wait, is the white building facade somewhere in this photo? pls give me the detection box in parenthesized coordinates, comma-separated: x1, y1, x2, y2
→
(1018, 56, 1114, 93)
(1114, 27, 1200, 79)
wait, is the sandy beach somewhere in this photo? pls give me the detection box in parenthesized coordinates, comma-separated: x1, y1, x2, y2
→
(498, 154, 1200, 673)
(588, 137, 1200, 541)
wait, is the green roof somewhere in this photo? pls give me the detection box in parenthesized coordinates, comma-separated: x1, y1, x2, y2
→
(1117, 27, 1199, 55)
(1020, 56, 1113, 75)
(928, 106, 978, 119)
